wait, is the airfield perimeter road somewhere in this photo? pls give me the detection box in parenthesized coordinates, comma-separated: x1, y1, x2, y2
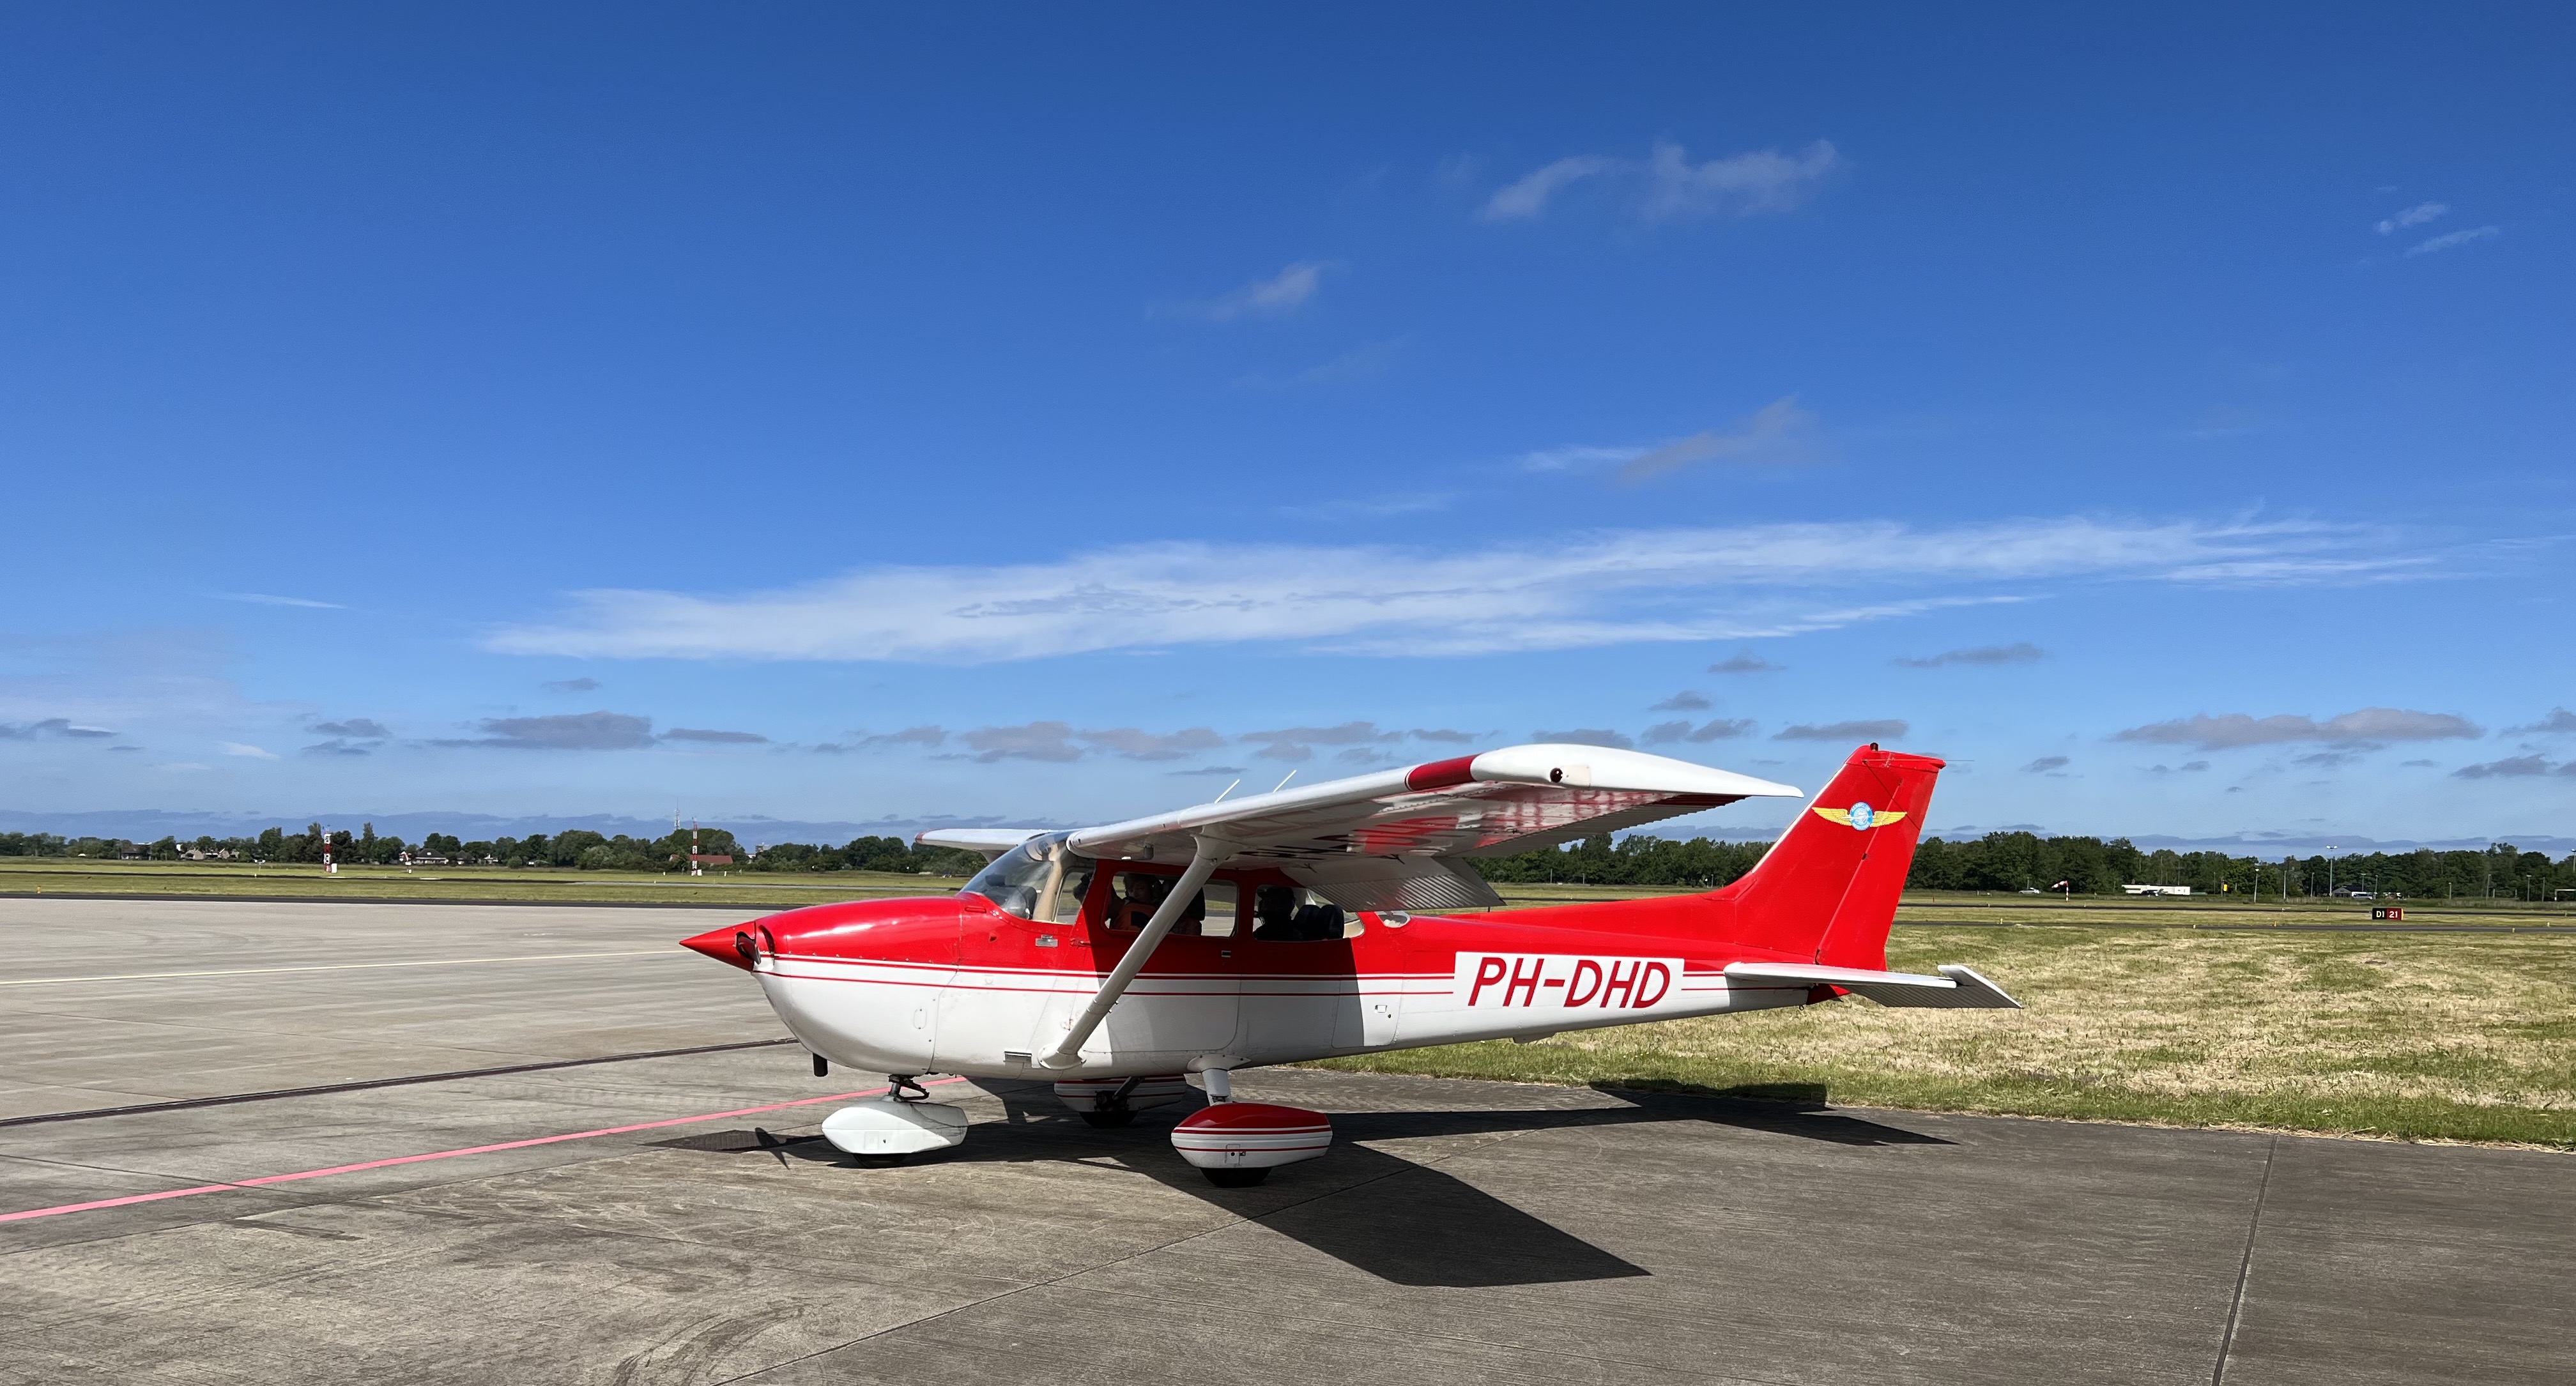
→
(1, 899, 2567, 1385)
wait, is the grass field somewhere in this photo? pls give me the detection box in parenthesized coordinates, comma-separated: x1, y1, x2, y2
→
(7, 860, 2570, 1147)
(1321, 923, 2576, 1149)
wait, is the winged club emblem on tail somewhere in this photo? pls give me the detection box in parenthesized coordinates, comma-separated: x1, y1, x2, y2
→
(1813, 802, 1907, 830)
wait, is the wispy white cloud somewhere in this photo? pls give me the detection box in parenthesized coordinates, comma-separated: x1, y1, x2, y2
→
(1278, 492, 1455, 522)
(2405, 225, 2499, 257)
(2375, 202, 2448, 234)
(432, 711, 657, 751)
(1160, 261, 1331, 321)
(1481, 155, 1627, 220)
(1480, 141, 1839, 223)
(1643, 718, 1753, 744)
(219, 741, 280, 759)
(948, 722, 1225, 765)
(486, 516, 2436, 665)
(2510, 707, 2576, 736)
(1639, 139, 1840, 221)
(1519, 443, 1650, 473)
(1896, 642, 2044, 669)
(1620, 397, 1820, 483)
(212, 592, 345, 610)
(1535, 727, 1635, 749)
(2451, 755, 2564, 780)
(1778, 719, 1907, 742)
(0, 717, 118, 740)
(2115, 708, 2481, 751)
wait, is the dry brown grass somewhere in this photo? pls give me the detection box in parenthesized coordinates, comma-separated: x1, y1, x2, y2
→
(1322, 924, 2576, 1148)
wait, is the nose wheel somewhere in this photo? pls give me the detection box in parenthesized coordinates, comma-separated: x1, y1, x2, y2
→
(819, 1076, 967, 1166)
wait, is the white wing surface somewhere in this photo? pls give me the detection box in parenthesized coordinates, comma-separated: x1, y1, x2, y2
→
(1066, 744, 1801, 912)
(916, 827, 1050, 860)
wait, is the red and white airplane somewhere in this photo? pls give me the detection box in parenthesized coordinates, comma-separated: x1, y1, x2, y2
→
(681, 741, 2016, 1185)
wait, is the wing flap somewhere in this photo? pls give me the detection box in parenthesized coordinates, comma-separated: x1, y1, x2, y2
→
(1284, 856, 1505, 913)
(1722, 961, 2021, 1009)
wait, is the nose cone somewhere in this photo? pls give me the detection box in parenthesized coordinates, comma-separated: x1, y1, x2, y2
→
(680, 924, 756, 971)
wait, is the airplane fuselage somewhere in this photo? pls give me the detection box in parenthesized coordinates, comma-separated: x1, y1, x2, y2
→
(700, 888, 1823, 1080)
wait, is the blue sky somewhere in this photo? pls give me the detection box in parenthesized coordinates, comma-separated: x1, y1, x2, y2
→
(3, 4, 2571, 847)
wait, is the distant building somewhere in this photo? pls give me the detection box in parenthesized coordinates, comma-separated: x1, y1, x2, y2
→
(2122, 884, 2192, 897)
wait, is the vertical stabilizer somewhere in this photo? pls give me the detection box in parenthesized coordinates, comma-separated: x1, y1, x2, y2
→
(1710, 745, 1944, 970)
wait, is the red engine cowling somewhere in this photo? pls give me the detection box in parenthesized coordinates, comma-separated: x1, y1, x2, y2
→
(1169, 1102, 1331, 1184)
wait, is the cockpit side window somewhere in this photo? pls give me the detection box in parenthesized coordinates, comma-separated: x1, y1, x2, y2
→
(1250, 885, 1347, 941)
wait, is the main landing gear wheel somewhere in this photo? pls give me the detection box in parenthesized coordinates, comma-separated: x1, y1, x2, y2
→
(1169, 1097, 1332, 1187)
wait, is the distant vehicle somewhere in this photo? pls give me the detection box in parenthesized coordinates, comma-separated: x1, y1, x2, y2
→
(682, 742, 2021, 1183)
(2122, 885, 2192, 897)
(2018, 888, 2043, 895)
(2350, 892, 2375, 901)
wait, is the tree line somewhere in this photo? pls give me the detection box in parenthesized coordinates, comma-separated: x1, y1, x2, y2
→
(1473, 831, 2576, 901)
(5, 824, 2570, 901)
(0, 826, 988, 877)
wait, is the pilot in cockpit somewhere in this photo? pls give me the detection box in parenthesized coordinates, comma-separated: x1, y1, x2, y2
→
(1107, 872, 1168, 931)
(1107, 871, 1213, 936)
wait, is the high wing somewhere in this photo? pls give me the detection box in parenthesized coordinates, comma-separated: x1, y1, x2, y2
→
(1064, 743, 1802, 911)
(916, 828, 1049, 860)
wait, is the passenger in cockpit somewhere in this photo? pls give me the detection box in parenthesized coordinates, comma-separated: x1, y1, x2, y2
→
(1252, 885, 1342, 941)
(1251, 885, 1300, 940)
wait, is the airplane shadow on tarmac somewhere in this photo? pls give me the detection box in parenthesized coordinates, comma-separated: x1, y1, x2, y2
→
(675, 1082, 1943, 1288)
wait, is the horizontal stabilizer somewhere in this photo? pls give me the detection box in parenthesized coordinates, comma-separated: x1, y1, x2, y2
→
(1722, 961, 2021, 1009)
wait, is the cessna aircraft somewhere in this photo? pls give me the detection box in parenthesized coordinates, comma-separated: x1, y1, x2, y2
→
(680, 740, 2016, 1185)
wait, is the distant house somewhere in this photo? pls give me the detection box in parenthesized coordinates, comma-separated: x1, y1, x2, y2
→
(2122, 884, 2192, 897)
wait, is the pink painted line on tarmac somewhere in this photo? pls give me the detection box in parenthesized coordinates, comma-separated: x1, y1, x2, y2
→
(0, 1076, 970, 1226)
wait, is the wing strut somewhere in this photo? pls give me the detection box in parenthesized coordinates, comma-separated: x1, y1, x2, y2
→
(1036, 834, 1233, 1070)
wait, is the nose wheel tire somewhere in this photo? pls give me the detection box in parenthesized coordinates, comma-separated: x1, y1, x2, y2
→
(1078, 1109, 1137, 1129)
(1202, 1168, 1269, 1188)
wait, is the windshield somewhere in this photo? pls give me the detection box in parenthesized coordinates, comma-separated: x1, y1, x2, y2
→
(962, 832, 1073, 919)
